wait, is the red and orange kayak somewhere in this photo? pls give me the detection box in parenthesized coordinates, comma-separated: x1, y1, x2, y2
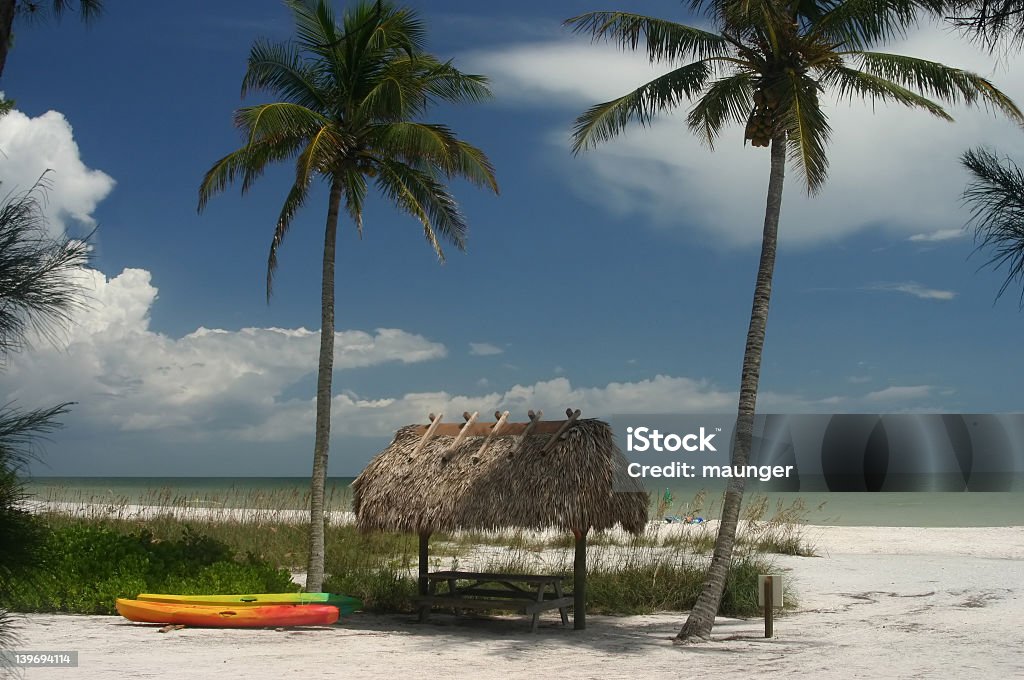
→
(115, 598, 339, 628)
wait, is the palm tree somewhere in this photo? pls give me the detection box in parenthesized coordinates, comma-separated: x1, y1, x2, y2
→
(0, 177, 89, 652)
(198, 0, 497, 593)
(0, 0, 103, 79)
(962, 147, 1024, 305)
(566, 0, 1022, 640)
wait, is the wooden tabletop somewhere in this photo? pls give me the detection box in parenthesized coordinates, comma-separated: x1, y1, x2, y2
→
(425, 571, 564, 584)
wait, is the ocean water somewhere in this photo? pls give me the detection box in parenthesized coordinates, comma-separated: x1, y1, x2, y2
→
(21, 476, 1024, 527)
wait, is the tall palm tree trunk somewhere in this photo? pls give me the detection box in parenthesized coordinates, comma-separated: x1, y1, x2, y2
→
(306, 177, 342, 594)
(678, 133, 786, 641)
(0, 0, 15, 79)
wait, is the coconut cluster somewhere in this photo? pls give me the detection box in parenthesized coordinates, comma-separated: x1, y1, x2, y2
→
(744, 88, 778, 148)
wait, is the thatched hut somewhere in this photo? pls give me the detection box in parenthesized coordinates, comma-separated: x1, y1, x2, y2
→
(353, 410, 649, 630)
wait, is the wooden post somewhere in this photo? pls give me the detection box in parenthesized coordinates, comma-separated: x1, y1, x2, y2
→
(419, 533, 430, 596)
(573, 528, 588, 630)
(764, 575, 774, 638)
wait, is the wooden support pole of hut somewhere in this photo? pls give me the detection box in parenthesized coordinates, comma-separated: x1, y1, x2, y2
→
(409, 413, 443, 459)
(442, 411, 479, 463)
(471, 410, 509, 462)
(451, 411, 478, 449)
(541, 408, 582, 454)
(572, 527, 589, 630)
(511, 410, 543, 456)
(418, 533, 430, 596)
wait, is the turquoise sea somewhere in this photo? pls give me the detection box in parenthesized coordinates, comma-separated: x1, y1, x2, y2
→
(21, 476, 1024, 527)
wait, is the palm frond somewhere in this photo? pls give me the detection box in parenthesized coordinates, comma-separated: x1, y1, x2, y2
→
(234, 103, 334, 150)
(266, 181, 311, 300)
(564, 12, 729, 63)
(375, 160, 467, 260)
(0, 179, 90, 356)
(778, 70, 831, 193)
(198, 137, 306, 211)
(946, 0, 1024, 52)
(0, 402, 70, 470)
(811, 0, 937, 50)
(418, 58, 492, 105)
(571, 60, 713, 153)
(371, 122, 498, 191)
(853, 52, 1024, 124)
(242, 39, 327, 110)
(343, 170, 368, 239)
(48, 0, 103, 21)
(687, 71, 756, 147)
(819, 63, 952, 119)
(962, 146, 1024, 305)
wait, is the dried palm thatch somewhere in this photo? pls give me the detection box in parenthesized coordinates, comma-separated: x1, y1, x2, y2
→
(353, 418, 648, 535)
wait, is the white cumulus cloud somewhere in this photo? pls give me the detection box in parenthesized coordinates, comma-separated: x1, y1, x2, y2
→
(5, 267, 448, 434)
(0, 108, 115, 235)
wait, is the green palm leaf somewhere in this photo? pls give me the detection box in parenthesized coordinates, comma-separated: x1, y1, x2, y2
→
(962, 147, 1024, 305)
(572, 60, 713, 153)
(564, 12, 728, 62)
(778, 70, 832, 193)
(242, 39, 328, 111)
(820, 63, 952, 119)
(372, 122, 497, 191)
(687, 71, 756, 147)
(854, 52, 1024, 123)
(375, 159, 467, 260)
(811, 0, 942, 50)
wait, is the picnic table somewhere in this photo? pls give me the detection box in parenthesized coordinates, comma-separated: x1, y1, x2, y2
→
(416, 571, 574, 632)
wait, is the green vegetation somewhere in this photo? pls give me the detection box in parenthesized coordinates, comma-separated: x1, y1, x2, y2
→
(0, 523, 295, 615)
(13, 487, 811, 619)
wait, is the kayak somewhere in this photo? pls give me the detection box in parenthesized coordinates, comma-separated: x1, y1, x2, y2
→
(136, 592, 361, 616)
(115, 598, 340, 628)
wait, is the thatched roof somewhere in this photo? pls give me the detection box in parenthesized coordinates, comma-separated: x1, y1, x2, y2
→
(353, 418, 648, 535)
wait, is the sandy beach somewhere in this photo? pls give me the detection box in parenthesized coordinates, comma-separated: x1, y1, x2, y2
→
(8, 523, 1023, 679)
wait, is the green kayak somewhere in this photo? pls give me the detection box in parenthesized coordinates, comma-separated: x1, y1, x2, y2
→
(136, 592, 362, 616)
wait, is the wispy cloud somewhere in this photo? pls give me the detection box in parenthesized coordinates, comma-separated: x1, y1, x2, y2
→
(461, 27, 1024, 249)
(469, 342, 504, 356)
(908, 229, 966, 242)
(864, 385, 939, 402)
(848, 376, 872, 384)
(867, 282, 957, 300)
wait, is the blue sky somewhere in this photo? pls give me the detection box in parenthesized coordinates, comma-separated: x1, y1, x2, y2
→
(2, 0, 1023, 476)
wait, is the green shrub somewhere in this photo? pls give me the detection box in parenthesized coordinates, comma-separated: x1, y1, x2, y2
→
(0, 523, 296, 615)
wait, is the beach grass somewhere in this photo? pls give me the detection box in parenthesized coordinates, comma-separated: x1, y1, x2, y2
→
(22, 487, 811, 618)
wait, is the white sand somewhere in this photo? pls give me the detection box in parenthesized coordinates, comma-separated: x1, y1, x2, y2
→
(9, 524, 1024, 679)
